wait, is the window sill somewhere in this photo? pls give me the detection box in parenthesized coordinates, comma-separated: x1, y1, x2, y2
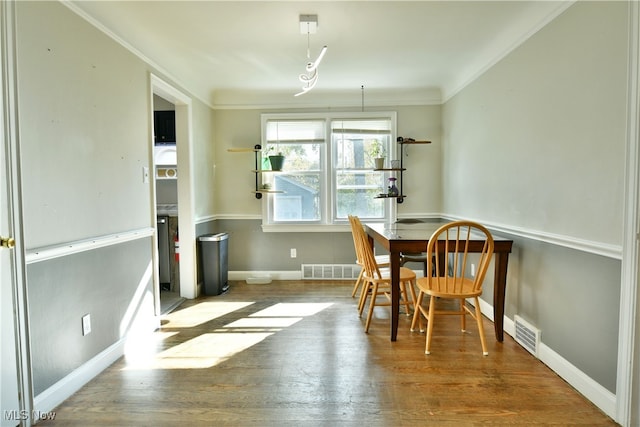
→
(261, 224, 352, 233)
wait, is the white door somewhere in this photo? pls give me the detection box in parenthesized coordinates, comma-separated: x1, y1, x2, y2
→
(0, 150, 20, 424)
(1, 2, 29, 425)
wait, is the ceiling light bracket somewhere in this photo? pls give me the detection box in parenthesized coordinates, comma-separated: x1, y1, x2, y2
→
(299, 15, 318, 34)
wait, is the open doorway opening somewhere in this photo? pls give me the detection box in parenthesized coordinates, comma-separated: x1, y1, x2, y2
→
(150, 75, 197, 317)
(153, 94, 182, 314)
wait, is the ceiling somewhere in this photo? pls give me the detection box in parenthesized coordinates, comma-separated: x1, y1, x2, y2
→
(67, 1, 572, 108)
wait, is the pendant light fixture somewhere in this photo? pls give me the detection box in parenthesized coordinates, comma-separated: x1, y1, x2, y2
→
(295, 15, 327, 97)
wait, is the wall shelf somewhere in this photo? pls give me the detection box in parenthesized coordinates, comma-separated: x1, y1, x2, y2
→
(375, 194, 406, 199)
(375, 138, 431, 203)
(227, 147, 260, 153)
(399, 140, 431, 145)
(228, 144, 284, 199)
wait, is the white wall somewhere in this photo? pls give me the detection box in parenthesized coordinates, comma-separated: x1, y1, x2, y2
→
(443, 1, 627, 247)
(17, 2, 152, 249)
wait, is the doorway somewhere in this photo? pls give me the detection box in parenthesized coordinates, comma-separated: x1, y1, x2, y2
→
(153, 94, 182, 313)
(150, 75, 197, 317)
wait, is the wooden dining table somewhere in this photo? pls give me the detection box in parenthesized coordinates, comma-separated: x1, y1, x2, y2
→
(364, 221, 514, 342)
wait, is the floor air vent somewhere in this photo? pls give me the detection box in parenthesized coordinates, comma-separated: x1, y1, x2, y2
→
(301, 264, 360, 280)
(514, 315, 540, 357)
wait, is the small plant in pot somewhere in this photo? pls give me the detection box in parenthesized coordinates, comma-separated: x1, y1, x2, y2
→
(266, 146, 285, 171)
(369, 141, 386, 169)
(269, 152, 285, 171)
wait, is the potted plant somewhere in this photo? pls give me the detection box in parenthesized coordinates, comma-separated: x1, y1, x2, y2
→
(264, 146, 285, 171)
(268, 151, 285, 171)
(370, 141, 386, 169)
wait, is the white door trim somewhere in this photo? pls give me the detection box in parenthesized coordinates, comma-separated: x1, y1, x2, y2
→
(618, 1, 640, 425)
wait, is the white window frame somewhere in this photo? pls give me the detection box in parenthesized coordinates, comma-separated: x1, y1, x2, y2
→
(261, 112, 397, 232)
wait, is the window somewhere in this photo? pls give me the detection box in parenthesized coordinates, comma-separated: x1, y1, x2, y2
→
(262, 112, 396, 228)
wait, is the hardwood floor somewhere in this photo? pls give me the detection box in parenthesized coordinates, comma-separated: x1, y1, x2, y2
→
(39, 281, 617, 426)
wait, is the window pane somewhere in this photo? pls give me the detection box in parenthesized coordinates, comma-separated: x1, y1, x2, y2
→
(332, 118, 391, 221)
(336, 188, 384, 219)
(264, 143, 321, 172)
(333, 119, 391, 169)
(272, 173, 320, 221)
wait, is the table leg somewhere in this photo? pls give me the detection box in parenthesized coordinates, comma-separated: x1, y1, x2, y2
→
(390, 249, 401, 341)
(493, 252, 510, 342)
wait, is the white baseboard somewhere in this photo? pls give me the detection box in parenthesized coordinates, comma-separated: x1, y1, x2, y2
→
(33, 315, 161, 416)
(229, 270, 302, 281)
(474, 298, 616, 420)
(538, 342, 616, 418)
(33, 338, 126, 415)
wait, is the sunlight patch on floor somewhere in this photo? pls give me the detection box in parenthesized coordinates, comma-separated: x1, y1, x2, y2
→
(124, 331, 179, 361)
(126, 332, 274, 370)
(124, 301, 334, 370)
(250, 302, 333, 317)
(162, 301, 255, 328)
(224, 317, 302, 328)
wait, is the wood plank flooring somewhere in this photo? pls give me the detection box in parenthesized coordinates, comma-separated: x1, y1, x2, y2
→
(39, 281, 618, 426)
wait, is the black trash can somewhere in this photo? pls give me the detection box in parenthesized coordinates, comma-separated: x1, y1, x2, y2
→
(198, 233, 229, 295)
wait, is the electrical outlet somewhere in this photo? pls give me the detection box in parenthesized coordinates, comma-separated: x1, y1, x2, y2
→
(142, 166, 149, 183)
(290, 248, 297, 258)
(470, 263, 476, 277)
(82, 314, 91, 336)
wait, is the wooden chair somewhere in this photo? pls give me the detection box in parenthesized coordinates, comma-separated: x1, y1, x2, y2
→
(348, 217, 389, 302)
(349, 215, 392, 313)
(410, 220, 494, 355)
(349, 215, 417, 333)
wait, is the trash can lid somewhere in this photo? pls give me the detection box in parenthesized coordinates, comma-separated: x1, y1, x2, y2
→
(198, 233, 229, 242)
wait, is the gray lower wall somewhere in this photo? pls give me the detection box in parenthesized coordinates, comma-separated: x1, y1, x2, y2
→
(196, 219, 358, 274)
(497, 233, 620, 393)
(27, 238, 155, 395)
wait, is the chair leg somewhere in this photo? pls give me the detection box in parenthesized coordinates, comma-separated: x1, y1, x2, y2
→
(351, 268, 364, 298)
(358, 280, 371, 317)
(364, 282, 379, 333)
(460, 298, 466, 332)
(425, 295, 436, 355)
(407, 279, 417, 312)
(474, 296, 489, 356)
(410, 291, 424, 332)
(400, 281, 412, 316)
